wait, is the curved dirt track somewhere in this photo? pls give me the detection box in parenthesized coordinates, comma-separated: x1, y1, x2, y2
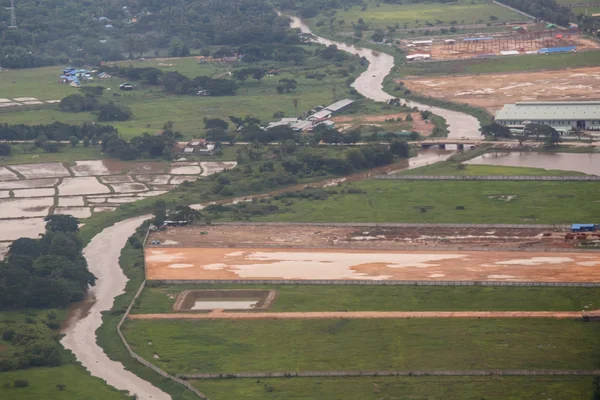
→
(61, 215, 172, 400)
(129, 310, 583, 320)
(287, 15, 482, 139)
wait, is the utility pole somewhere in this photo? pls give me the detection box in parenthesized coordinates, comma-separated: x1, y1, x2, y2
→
(8, 0, 17, 28)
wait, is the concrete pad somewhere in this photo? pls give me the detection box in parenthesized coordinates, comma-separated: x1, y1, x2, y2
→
(101, 175, 134, 183)
(0, 197, 54, 219)
(58, 177, 111, 196)
(0, 178, 58, 190)
(170, 176, 198, 185)
(0, 167, 19, 181)
(58, 196, 85, 207)
(11, 162, 71, 179)
(0, 218, 46, 241)
(54, 207, 92, 219)
(110, 182, 148, 193)
(13, 188, 56, 198)
(71, 160, 112, 176)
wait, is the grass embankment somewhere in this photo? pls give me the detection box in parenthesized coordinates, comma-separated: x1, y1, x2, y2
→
(194, 376, 595, 400)
(398, 162, 588, 176)
(395, 51, 600, 77)
(133, 284, 600, 314)
(122, 318, 600, 373)
(0, 54, 367, 140)
(255, 180, 600, 223)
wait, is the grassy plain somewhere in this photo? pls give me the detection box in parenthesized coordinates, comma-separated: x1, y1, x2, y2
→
(0, 53, 366, 140)
(123, 318, 600, 373)
(397, 161, 588, 176)
(133, 284, 600, 314)
(194, 376, 595, 400)
(312, 0, 523, 30)
(0, 364, 128, 400)
(256, 180, 600, 223)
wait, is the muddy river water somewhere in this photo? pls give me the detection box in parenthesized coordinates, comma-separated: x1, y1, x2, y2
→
(466, 152, 600, 175)
(286, 15, 482, 140)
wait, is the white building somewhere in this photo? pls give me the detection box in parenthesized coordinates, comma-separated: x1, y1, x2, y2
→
(495, 101, 600, 132)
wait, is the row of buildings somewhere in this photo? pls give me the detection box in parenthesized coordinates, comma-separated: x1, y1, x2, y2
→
(495, 101, 600, 133)
(266, 99, 354, 132)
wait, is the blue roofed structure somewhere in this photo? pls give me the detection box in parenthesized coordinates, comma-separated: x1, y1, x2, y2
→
(571, 224, 597, 232)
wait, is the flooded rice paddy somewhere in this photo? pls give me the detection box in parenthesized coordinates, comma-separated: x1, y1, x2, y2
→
(0, 160, 237, 256)
(465, 152, 600, 175)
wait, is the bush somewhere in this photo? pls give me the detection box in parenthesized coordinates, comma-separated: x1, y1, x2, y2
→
(59, 94, 97, 113)
(97, 103, 133, 121)
(13, 379, 29, 388)
(2, 329, 15, 341)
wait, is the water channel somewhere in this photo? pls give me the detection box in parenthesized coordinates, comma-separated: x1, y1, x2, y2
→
(466, 152, 600, 175)
(286, 15, 483, 140)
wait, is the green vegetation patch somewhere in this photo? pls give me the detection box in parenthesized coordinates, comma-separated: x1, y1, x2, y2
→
(123, 319, 600, 374)
(398, 161, 588, 176)
(194, 375, 596, 400)
(255, 180, 600, 223)
(134, 284, 600, 314)
(0, 364, 127, 400)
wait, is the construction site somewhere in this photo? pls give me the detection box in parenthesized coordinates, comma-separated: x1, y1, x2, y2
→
(144, 223, 600, 283)
(402, 24, 600, 61)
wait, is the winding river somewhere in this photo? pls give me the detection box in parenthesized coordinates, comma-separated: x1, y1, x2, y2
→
(288, 15, 482, 140)
(60, 15, 476, 400)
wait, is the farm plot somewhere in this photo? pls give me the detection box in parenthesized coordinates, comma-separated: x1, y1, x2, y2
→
(401, 66, 600, 113)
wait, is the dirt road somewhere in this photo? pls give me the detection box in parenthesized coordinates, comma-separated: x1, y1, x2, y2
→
(129, 310, 583, 320)
(60, 215, 172, 400)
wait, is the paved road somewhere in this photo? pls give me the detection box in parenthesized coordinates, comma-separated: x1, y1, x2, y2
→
(61, 215, 172, 400)
(130, 310, 583, 320)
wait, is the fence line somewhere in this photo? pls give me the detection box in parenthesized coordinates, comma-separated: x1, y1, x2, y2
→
(376, 175, 600, 181)
(178, 369, 600, 380)
(156, 279, 600, 287)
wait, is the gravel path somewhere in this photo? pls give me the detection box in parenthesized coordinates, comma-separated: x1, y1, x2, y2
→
(61, 215, 172, 400)
(129, 310, 583, 320)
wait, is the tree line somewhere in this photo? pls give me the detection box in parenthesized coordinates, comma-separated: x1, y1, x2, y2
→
(495, 0, 572, 26)
(0, 0, 300, 69)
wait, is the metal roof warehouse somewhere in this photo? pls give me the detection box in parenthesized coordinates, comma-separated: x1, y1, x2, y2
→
(495, 101, 600, 131)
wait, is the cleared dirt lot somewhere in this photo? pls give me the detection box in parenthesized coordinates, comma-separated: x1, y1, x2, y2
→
(145, 225, 598, 283)
(401, 66, 600, 113)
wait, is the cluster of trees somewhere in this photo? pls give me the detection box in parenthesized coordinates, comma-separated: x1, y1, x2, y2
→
(0, 215, 95, 310)
(0, 0, 300, 68)
(0, 319, 63, 371)
(99, 66, 238, 96)
(0, 122, 117, 142)
(100, 123, 181, 160)
(481, 122, 563, 147)
(60, 88, 133, 122)
(496, 0, 572, 26)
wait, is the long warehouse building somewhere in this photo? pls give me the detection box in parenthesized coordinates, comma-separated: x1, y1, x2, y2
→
(495, 101, 600, 132)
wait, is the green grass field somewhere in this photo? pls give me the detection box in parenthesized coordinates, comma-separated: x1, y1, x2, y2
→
(256, 179, 600, 223)
(312, 0, 523, 31)
(194, 376, 596, 400)
(396, 51, 600, 77)
(123, 318, 600, 374)
(397, 161, 588, 176)
(0, 144, 107, 165)
(133, 284, 600, 314)
(0, 54, 366, 140)
(0, 365, 128, 400)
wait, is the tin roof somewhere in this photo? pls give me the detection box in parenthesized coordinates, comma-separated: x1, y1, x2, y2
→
(495, 102, 600, 121)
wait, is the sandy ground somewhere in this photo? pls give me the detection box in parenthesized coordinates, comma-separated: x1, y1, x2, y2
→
(0, 218, 46, 241)
(402, 66, 600, 113)
(0, 167, 18, 181)
(404, 36, 600, 61)
(58, 177, 111, 196)
(130, 310, 583, 320)
(200, 162, 238, 177)
(0, 197, 54, 218)
(330, 112, 434, 136)
(60, 215, 172, 400)
(10, 162, 71, 178)
(145, 247, 600, 282)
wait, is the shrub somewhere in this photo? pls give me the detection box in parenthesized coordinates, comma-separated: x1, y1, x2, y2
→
(97, 103, 133, 122)
(14, 379, 29, 388)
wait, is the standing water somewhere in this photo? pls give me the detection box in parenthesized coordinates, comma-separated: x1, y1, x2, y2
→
(466, 152, 600, 175)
